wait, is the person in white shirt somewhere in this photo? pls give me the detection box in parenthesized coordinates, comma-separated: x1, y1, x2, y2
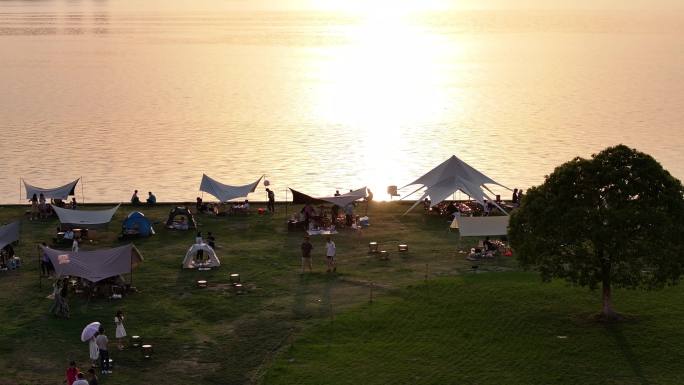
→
(325, 236, 336, 273)
(63, 229, 74, 240)
(72, 239, 79, 253)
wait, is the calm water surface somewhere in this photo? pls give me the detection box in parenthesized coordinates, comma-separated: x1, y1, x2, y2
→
(1, 1, 683, 203)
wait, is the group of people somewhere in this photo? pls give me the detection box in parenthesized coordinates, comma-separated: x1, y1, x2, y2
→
(66, 310, 127, 384)
(131, 190, 156, 205)
(28, 193, 78, 220)
(300, 235, 337, 273)
(511, 188, 524, 206)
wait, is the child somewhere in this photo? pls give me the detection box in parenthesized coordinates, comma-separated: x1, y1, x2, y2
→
(65, 361, 79, 385)
(325, 236, 336, 273)
(114, 310, 127, 350)
(301, 236, 313, 273)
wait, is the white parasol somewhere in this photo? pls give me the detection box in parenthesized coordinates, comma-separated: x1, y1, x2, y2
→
(81, 321, 101, 342)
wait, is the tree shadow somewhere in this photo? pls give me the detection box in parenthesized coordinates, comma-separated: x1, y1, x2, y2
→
(605, 324, 650, 385)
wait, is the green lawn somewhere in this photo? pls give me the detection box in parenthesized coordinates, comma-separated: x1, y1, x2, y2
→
(264, 272, 684, 385)
(0, 202, 681, 384)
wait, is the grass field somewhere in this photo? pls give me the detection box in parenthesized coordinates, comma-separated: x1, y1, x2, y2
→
(0, 202, 681, 385)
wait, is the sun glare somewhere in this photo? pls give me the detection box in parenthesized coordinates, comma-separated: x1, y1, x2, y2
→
(309, 3, 456, 191)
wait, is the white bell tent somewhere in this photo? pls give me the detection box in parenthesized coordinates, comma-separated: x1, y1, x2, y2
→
(182, 243, 220, 269)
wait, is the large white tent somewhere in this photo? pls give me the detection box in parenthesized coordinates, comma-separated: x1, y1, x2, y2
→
(402, 155, 509, 214)
(23, 178, 79, 200)
(52, 204, 120, 227)
(199, 174, 263, 202)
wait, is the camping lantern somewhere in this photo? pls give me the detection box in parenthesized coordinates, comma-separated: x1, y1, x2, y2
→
(197, 280, 208, 288)
(230, 273, 240, 284)
(379, 250, 389, 260)
(398, 244, 408, 252)
(141, 344, 153, 359)
(233, 283, 244, 294)
(130, 335, 142, 348)
(368, 242, 379, 253)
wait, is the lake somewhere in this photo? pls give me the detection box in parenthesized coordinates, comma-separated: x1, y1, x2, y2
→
(1, 1, 683, 203)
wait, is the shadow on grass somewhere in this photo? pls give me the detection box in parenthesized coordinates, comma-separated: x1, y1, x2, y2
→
(606, 324, 651, 385)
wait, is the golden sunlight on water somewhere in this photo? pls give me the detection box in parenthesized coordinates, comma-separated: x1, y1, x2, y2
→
(0, 1, 683, 203)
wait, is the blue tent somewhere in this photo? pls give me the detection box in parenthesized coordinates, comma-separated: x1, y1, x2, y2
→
(122, 212, 155, 237)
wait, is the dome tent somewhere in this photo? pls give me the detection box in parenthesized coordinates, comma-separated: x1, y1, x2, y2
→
(182, 243, 220, 269)
(122, 212, 155, 237)
(166, 207, 197, 230)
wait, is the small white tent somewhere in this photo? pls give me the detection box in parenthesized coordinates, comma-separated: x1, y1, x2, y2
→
(182, 244, 220, 269)
(402, 155, 509, 214)
(52, 204, 120, 227)
(199, 174, 263, 202)
(454, 216, 509, 236)
(23, 178, 79, 200)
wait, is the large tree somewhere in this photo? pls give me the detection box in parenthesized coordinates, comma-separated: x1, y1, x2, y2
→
(509, 145, 684, 319)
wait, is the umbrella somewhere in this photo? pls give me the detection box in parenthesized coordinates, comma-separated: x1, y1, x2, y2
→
(81, 321, 101, 342)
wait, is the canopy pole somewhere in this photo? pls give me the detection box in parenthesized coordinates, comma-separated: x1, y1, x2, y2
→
(285, 187, 288, 216)
(130, 250, 133, 287)
(37, 244, 42, 289)
(81, 176, 85, 205)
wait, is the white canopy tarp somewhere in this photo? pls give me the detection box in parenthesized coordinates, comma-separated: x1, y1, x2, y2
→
(402, 155, 509, 214)
(455, 216, 509, 237)
(318, 187, 367, 207)
(52, 204, 120, 226)
(182, 243, 220, 269)
(24, 178, 79, 200)
(42, 244, 142, 282)
(0, 221, 20, 250)
(199, 174, 263, 202)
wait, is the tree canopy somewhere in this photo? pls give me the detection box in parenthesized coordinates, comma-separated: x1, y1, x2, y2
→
(509, 145, 684, 318)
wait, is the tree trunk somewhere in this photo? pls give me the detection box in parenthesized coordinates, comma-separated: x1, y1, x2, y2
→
(600, 250, 618, 319)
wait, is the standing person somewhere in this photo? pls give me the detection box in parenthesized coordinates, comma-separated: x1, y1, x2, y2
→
(40, 242, 53, 277)
(87, 368, 99, 385)
(334, 190, 340, 197)
(29, 193, 38, 220)
(300, 236, 313, 273)
(483, 200, 491, 216)
(331, 205, 339, 225)
(512, 188, 518, 205)
(114, 310, 127, 350)
(96, 327, 111, 374)
(65, 361, 79, 385)
(266, 188, 275, 213)
(70, 197, 77, 210)
(39, 193, 47, 219)
(195, 232, 204, 262)
(517, 189, 524, 204)
(325, 236, 336, 273)
(344, 203, 354, 227)
(72, 372, 89, 385)
(89, 332, 99, 368)
(146, 191, 156, 205)
(72, 238, 79, 253)
(207, 232, 216, 250)
(130, 190, 140, 205)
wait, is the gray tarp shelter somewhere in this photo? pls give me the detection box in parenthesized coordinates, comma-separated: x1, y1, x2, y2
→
(23, 178, 79, 200)
(0, 221, 20, 250)
(42, 244, 143, 283)
(52, 204, 120, 228)
(199, 174, 263, 202)
(289, 187, 367, 207)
